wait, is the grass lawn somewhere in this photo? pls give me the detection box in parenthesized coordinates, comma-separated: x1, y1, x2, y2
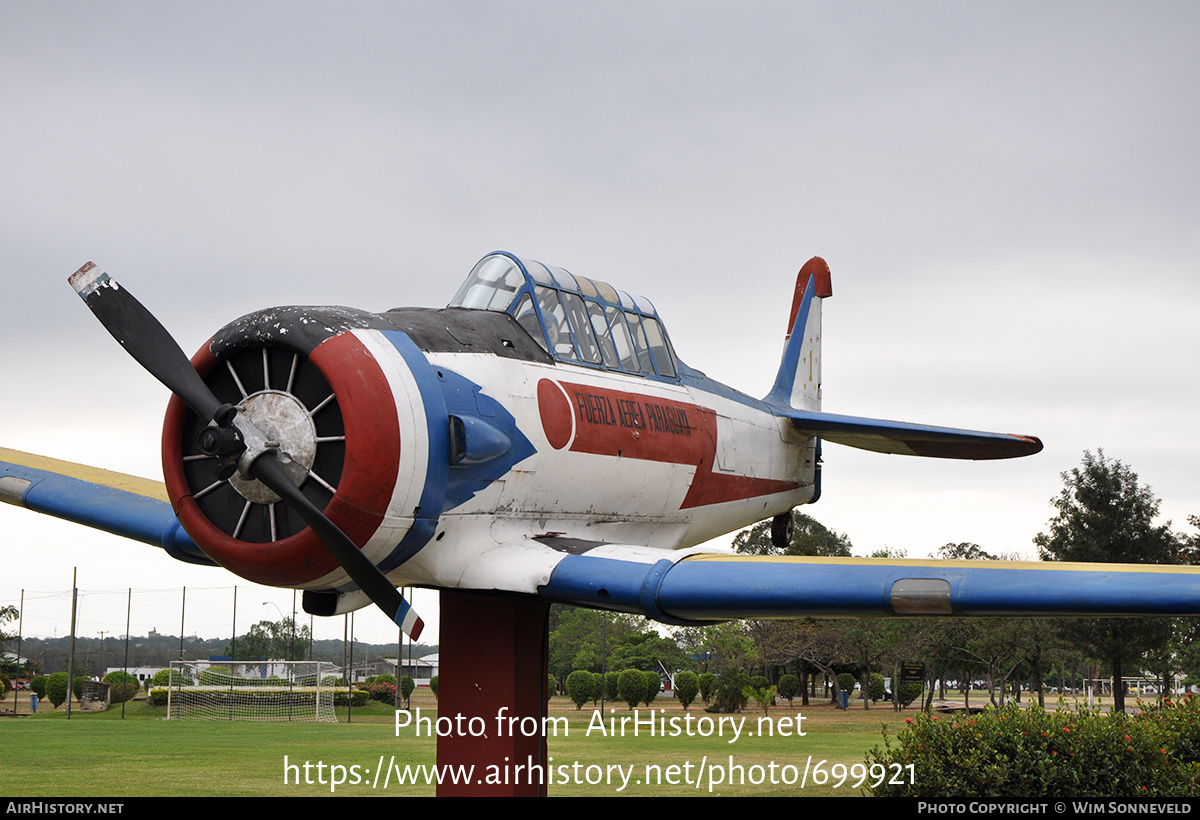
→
(0, 689, 913, 797)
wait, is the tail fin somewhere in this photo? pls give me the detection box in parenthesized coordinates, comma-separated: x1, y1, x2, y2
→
(764, 256, 832, 410)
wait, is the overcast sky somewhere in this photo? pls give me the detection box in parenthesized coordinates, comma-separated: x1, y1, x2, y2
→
(2, 2, 1198, 646)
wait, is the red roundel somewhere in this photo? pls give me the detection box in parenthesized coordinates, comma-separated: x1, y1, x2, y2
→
(537, 378, 575, 450)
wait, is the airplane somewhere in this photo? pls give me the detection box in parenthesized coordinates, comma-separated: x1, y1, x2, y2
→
(5, 251, 1200, 795)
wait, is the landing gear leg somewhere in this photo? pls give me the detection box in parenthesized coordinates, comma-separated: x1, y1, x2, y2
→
(771, 511, 794, 550)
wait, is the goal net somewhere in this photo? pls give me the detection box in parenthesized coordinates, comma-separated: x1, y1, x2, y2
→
(163, 661, 337, 722)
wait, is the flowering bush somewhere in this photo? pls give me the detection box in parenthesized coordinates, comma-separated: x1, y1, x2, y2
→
(365, 682, 397, 703)
(867, 698, 1200, 797)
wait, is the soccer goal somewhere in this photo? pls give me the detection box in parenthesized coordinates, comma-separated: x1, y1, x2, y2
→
(163, 660, 337, 722)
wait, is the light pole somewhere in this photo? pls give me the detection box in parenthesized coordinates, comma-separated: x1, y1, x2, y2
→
(262, 602, 293, 661)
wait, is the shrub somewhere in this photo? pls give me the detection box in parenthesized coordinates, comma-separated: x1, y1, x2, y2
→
(836, 673, 857, 700)
(699, 673, 716, 703)
(749, 675, 770, 691)
(898, 682, 923, 709)
(366, 683, 397, 703)
(744, 684, 777, 716)
(198, 666, 232, 686)
(868, 672, 886, 703)
(103, 671, 140, 704)
(0, 671, 9, 694)
(867, 700, 1200, 797)
(710, 672, 749, 713)
(400, 675, 415, 704)
(777, 674, 800, 707)
(548, 673, 557, 700)
(674, 671, 700, 710)
(642, 671, 661, 706)
(430, 676, 439, 699)
(45, 672, 69, 708)
(618, 670, 647, 709)
(591, 672, 603, 704)
(30, 676, 47, 699)
(72, 676, 88, 701)
(375, 674, 397, 686)
(334, 689, 369, 707)
(605, 671, 619, 702)
(566, 670, 595, 709)
(152, 668, 192, 688)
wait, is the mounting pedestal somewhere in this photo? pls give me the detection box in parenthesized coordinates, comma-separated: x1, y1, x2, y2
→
(435, 590, 551, 796)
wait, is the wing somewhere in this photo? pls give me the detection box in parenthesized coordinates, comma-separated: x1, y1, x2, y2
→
(539, 550, 1200, 621)
(787, 410, 1043, 460)
(0, 447, 214, 566)
(9, 448, 1195, 621)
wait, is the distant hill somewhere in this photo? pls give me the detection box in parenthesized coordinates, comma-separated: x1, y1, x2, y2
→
(14, 633, 437, 677)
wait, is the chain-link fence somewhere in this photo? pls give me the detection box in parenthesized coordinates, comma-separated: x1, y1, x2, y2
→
(1, 583, 428, 716)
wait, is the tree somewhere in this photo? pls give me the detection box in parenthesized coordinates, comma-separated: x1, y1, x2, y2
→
(733, 513, 852, 557)
(642, 670, 661, 706)
(566, 670, 594, 710)
(103, 671, 140, 704)
(699, 622, 758, 676)
(937, 543, 998, 561)
(0, 604, 17, 656)
(608, 631, 689, 674)
(868, 672, 886, 702)
(618, 669, 647, 709)
(45, 672, 69, 708)
(605, 671, 619, 701)
(743, 683, 777, 716)
(674, 671, 700, 710)
(1034, 450, 1180, 712)
(225, 618, 312, 661)
(777, 674, 800, 708)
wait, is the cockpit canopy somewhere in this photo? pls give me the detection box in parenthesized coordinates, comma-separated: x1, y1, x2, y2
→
(449, 252, 679, 380)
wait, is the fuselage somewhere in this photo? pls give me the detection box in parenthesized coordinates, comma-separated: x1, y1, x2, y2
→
(160, 252, 818, 600)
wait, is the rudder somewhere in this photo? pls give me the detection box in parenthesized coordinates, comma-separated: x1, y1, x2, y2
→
(765, 256, 832, 411)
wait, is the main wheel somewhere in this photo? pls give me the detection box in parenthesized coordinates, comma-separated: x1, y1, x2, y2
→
(771, 511, 793, 550)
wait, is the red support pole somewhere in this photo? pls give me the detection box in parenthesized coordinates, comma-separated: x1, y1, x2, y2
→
(435, 590, 551, 796)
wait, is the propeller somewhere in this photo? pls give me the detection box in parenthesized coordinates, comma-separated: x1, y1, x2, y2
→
(68, 262, 424, 640)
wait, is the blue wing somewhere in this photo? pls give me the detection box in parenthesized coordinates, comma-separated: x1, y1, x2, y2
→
(0, 447, 214, 566)
(540, 552, 1200, 622)
(9, 448, 1195, 622)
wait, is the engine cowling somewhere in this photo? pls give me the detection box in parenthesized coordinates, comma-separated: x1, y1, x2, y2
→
(161, 307, 443, 591)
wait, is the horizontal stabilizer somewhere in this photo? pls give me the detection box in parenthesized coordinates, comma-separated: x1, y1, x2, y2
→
(787, 410, 1043, 459)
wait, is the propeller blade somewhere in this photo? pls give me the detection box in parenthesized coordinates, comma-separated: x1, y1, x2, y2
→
(250, 455, 424, 640)
(68, 261, 424, 639)
(69, 262, 224, 423)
